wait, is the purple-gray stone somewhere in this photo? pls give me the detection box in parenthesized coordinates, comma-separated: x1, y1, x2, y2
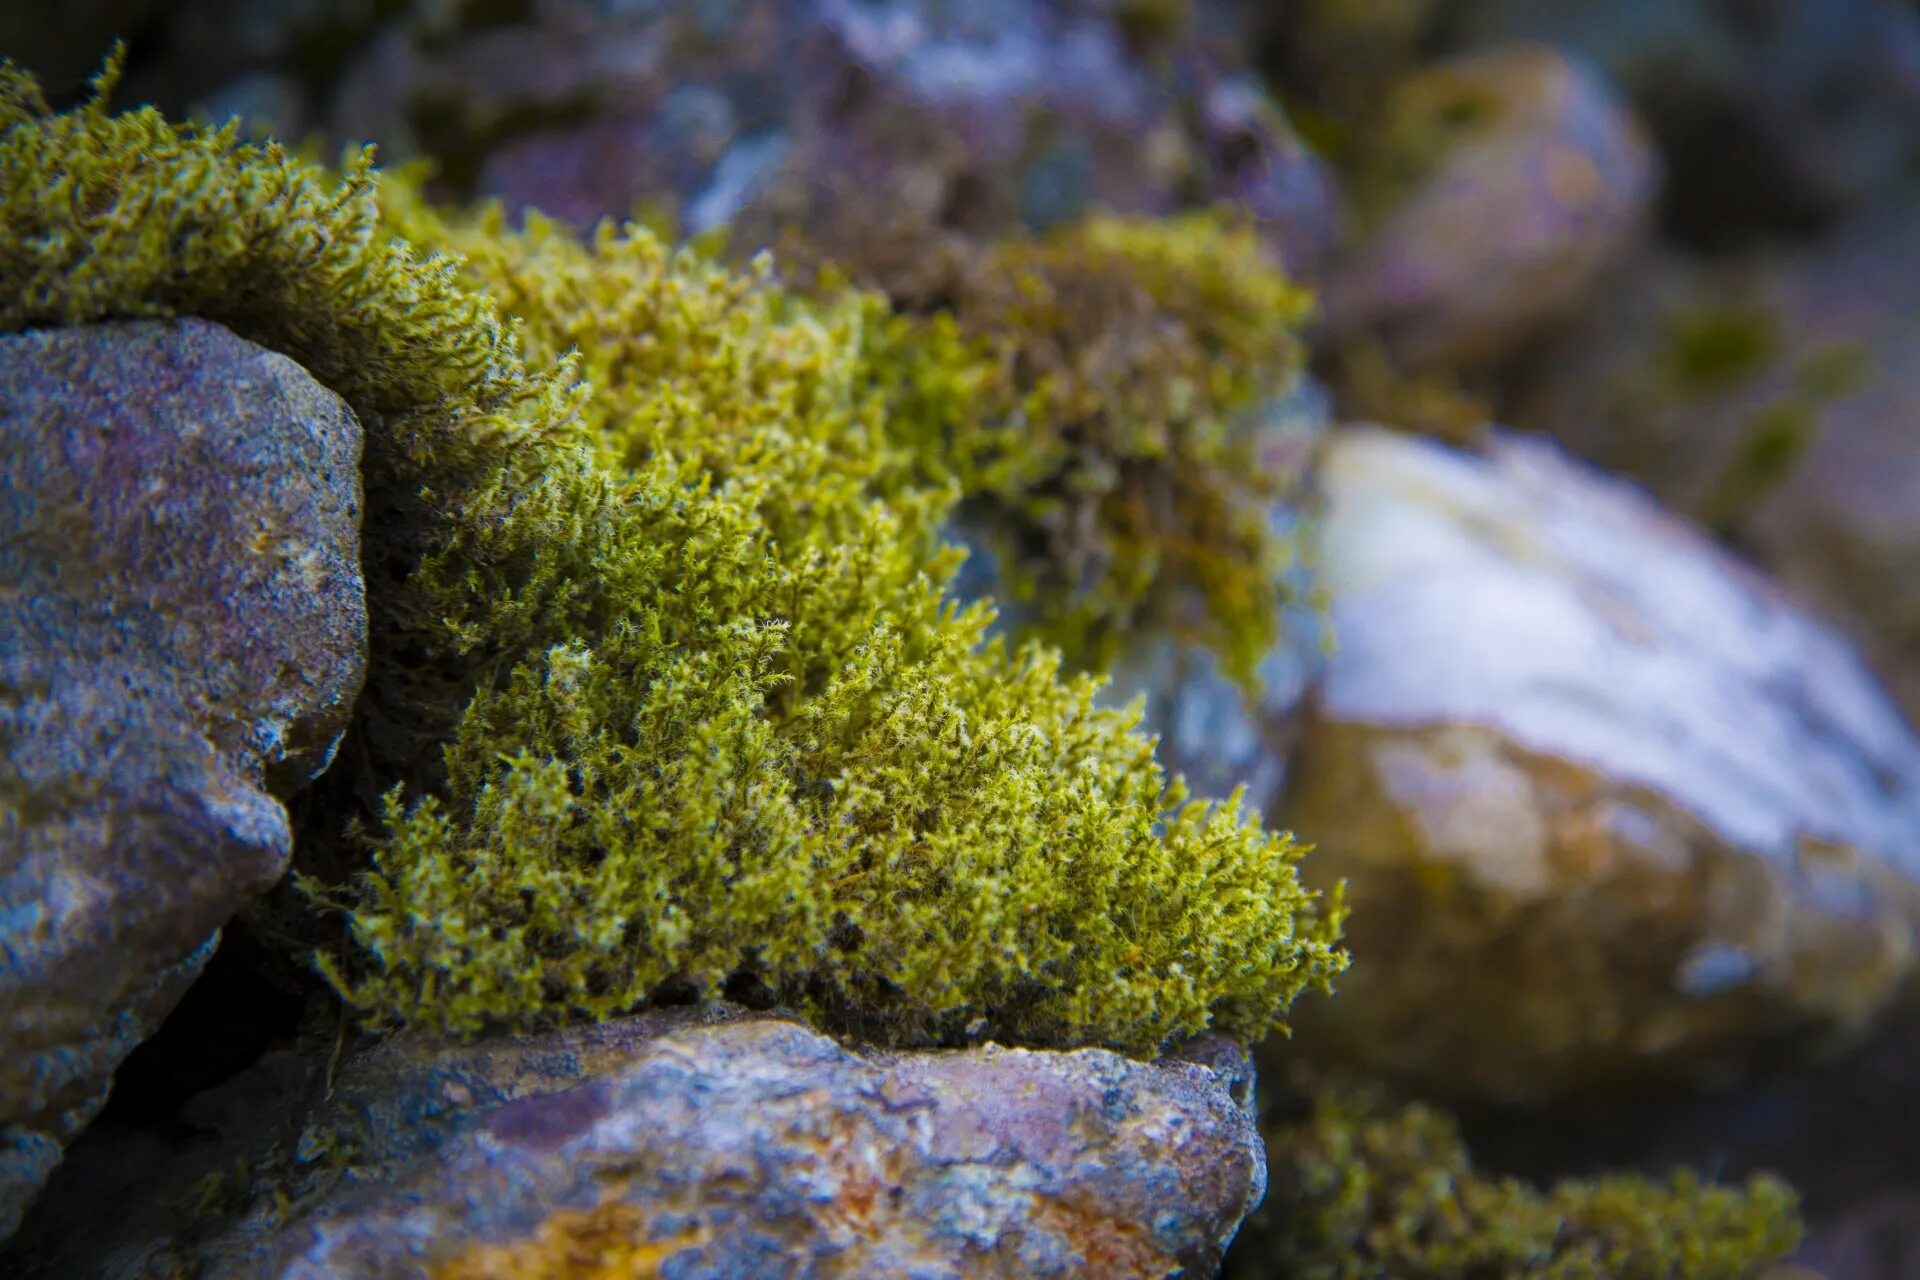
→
(192, 1012, 1264, 1279)
(0, 318, 367, 1237)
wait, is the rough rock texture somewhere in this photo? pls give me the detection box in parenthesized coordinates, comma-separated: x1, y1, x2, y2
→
(1323, 42, 1658, 372)
(0, 318, 366, 1236)
(154, 1011, 1267, 1279)
(1281, 425, 1920, 1103)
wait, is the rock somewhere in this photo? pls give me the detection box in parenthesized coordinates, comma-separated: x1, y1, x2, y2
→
(1279, 425, 1920, 1103)
(308, 0, 1337, 272)
(1095, 376, 1335, 816)
(138, 1011, 1266, 1279)
(1443, 0, 1920, 246)
(1742, 215, 1920, 729)
(0, 318, 366, 1235)
(1321, 42, 1658, 372)
(1513, 206, 1920, 727)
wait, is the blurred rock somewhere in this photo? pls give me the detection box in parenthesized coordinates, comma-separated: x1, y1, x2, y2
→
(0, 319, 366, 1236)
(304, 0, 1339, 271)
(1443, 0, 1920, 246)
(153, 1011, 1267, 1279)
(1450, 1010, 1920, 1279)
(1322, 42, 1658, 373)
(1280, 425, 1920, 1103)
(1515, 204, 1920, 727)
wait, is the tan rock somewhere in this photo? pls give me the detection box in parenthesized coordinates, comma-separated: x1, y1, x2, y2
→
(1282, 425, 1920, 1102)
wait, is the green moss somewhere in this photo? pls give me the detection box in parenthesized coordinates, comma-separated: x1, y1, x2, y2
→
(1112, 0, 1195, 50)
(802, 211, 1316, 685)
(1348, 63, 1507, 229)
(1660, 306, 1779, 398)
(1243, 1081, 1801, 1280)
(0, 58, 1344, 1054)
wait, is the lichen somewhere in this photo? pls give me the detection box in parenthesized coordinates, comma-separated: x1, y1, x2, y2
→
(0, 57, 1344, 1055)
(786, 209, 1317, 685)
(1241, 1079, 1802, 1280)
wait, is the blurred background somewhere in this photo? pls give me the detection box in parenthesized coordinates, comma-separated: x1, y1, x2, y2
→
(10, 3, 1920, 1277)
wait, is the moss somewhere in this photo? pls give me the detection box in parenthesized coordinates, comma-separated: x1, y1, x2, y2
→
(0, 58, 1344, 1054)
(1326, 338, 1491, 446)
(1112, 0, 1195, 51)
(1660, 306, 1779, 399)
(1242, 1081, 1802, 1280)
(1276, 0, 1450, 171)
(1347, 61, 1507, 230)
(792, 210, 1316, 685)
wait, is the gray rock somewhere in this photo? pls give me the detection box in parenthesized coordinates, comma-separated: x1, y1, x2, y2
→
(1323, 42, 1658, 372)
(307, 0, 1338, 273)
(1444, 0, 1920, 244)
(1099, 377, 1334, 816)
(1281, 425, 1920, 1102)
(0, 318, 366, 1235)
(1516, 206, 1920, 730)
(172, 1011, 1264, 1279)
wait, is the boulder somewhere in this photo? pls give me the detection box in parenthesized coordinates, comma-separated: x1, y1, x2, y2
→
(302, 0, 1338, 271)
(0, 318, 366, 1235)
(1443, 0, 1920, 245)
(1516, 207, 1920, 729)
(1280, 425, 1920, 1102)
(1322, 42, 1658, 372)
(114, 1012, 1268, 1279)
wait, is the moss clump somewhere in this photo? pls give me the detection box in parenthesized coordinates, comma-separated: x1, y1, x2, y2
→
(0, 58, 1344, 1054)
(1242, 1082, 1801, 1280)
(795, 211, 1316, 685)
(1659, 305, 1780, 398)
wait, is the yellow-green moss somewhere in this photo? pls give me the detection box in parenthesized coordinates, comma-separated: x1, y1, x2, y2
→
(0, 58, 1344, 1054)
(796, 211, 1316, 685)
(1243, 1081, 1801, 1280)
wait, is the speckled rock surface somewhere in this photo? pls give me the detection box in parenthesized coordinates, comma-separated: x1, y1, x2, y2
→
(168, 1011, 1265, 1279)
(1323, 42, 1658, 371)
(1281, 425, 1920, 1103)
(0, 318, 366, 1236)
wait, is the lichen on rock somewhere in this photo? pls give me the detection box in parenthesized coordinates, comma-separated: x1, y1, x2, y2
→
(0, 55, 1344, 1058)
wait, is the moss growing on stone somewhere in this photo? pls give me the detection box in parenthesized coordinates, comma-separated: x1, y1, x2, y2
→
(0, 58, 1345, 1054)
(791, 210, 1316, 684)
(1244, 1080, 1802, 1280)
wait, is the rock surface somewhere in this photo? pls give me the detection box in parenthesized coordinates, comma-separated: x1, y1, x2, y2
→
(110, 1011, 1269, 1280)
(1444, 0, 1920, 245)
(1281, 425, 1920, 1102)
(1323, 42, 1658, 371)
(0, 318, 366, 1236)
(1517, 206, 1920, 732)
(262, 0, 1338, 272)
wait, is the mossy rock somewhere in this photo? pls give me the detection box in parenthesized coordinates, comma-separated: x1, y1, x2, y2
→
(0, 56, 1344, 1057)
